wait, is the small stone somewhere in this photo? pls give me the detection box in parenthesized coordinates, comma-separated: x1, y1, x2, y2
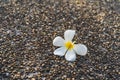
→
(31, 78, 36, 80)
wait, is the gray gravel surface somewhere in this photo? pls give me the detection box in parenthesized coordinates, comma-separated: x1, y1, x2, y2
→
(0, 0, 120, 80)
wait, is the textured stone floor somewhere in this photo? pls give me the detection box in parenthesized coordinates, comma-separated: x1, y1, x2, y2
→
(0, 0, 120, 80)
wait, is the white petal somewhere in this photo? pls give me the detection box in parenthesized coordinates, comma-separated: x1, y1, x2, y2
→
(54, 47, 67, 56)
(65, 50, 76, 61)
(74, 44, 87, 56)
(53, 36, 65, 46)
(64, 30, 75, 41)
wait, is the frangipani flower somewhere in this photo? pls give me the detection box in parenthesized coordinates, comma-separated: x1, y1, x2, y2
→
(53, 30, 87, 61)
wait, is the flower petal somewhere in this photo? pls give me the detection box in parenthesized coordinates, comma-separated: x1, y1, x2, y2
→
(54, 47, 67, 56)
(74, 44, 87, 56)
(65, 50, 76, 61)
(64, 30, 75, 41)
(53, 36, 65, 46)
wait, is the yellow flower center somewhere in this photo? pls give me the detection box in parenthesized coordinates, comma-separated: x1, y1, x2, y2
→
(65, 41, 74, 50)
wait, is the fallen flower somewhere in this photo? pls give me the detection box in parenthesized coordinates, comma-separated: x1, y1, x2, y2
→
(53, 30, 87, 61)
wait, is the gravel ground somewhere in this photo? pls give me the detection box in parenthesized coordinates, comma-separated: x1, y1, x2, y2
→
(0, 0, 120, 80)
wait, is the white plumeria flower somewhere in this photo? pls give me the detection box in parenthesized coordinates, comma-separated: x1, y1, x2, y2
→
(53, 30, 87, 61)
